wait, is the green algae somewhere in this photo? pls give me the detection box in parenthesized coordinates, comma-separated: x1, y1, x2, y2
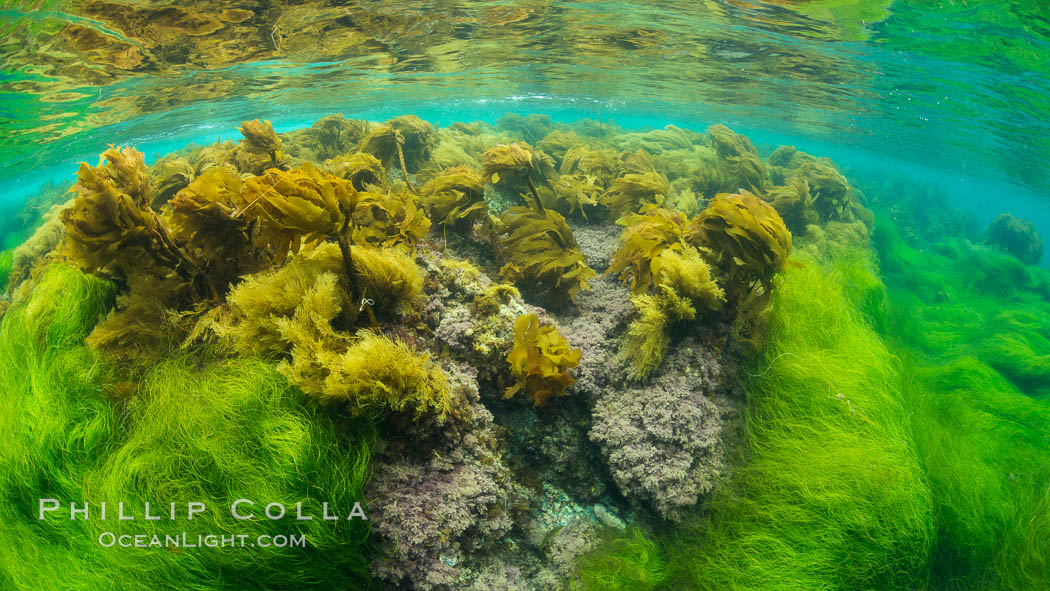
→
(573, 527, 667, 591)
(0, 265, 376, 590)
(0, 248, 12, 293)
(664, 253, 935, 591)
(651, 220, 1050, 591)
(873, 217, 1050, 590)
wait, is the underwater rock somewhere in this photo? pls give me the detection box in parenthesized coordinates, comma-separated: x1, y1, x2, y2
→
(571, 222, 622, 272)
(503, 403, 613, 503)
(550, 274, 634, 400)
(591, 338, 739, 520)
(368, 364, 536, 591)
(987, 213, 1043, 265)
(536, 518, 605, 581)
(424, 252, 532, 379)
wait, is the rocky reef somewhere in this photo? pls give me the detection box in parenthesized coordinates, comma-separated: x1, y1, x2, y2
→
(0, 113, 886, 591)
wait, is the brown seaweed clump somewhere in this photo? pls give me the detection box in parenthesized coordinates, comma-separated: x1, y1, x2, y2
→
(605, 205, 690, 295)
(322, 152, 386, 191)
(619, 246, 725, 380)
(240, 162, 357, 261)
(235, 119, 286, 174)
(690, 190, 792, 305)
(505, 313, 581, 406)
(352, 190, 432, 253)
(496, 206, 596, 304)
(57, 145, 209, 294)
(283, 114, 369, 163)
(482, 142, 554, 213)
(705, 124, 769, 194)
(601, 172, 670, 218)
(357, 115, 435, 185)
(55, 145, 218, 359)
(149, 154, 196, 208)
(763, 176, 817, 233)
(421, 166, 488, 231)
(169, 167, 256, 288)
(208, 241, 444, 418)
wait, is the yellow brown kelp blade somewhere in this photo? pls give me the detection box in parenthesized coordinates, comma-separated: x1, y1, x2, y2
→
(496, 206, 596, 304)
(690, 190, 792, 304)
(505, 313, 581, 406)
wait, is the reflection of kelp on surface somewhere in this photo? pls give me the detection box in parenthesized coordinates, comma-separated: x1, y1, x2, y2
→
(1, 0, 870, 165)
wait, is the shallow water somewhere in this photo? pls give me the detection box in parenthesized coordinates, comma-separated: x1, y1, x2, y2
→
(1, 2, 1048, 590)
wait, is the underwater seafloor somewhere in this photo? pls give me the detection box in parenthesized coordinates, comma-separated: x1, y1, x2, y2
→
(1, 112, 1048, 591)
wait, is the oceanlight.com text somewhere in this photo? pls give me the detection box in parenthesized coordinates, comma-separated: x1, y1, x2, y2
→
(97, 532, 307, 549)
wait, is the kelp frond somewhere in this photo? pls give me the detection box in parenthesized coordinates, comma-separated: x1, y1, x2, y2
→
(497, 206, 595, 304)
(505, 313, 581, 406)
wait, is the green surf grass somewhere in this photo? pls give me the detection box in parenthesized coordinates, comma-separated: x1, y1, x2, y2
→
(875, 219, 1050, 590)
(0, 265, 376, 590)
(665, 253, 935, 590)
(655, 230, 1050, 590)
(0, 248, 12, 293)
(573, 527, 668, 591)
